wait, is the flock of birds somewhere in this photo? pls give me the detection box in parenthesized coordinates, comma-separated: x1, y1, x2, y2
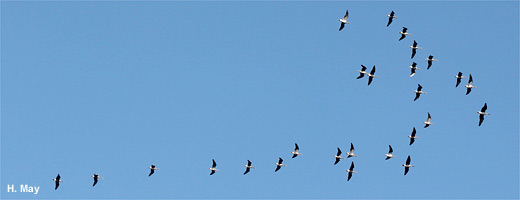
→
(50, 9, 492, 191)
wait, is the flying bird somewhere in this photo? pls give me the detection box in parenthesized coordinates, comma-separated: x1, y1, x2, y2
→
(333, 147, 345, 165)
(413, 84, 426, 101)
(346, 161, 357, 181)
(410, 40, 422, 59)
(426, 55, 438, 69)
(357, 65, 367, 79)
(338, 9, 350, 31)
(408, 127, 419, 145)
(243, 160, 255, 175)
(148, 164, 159, 177)
(399, 27, 411, 41)
(346, 143, 358, 158)
(423, 112, 434, 128)
(367, 65, 378, 85)
(455, 72, 467, 87)
(275, 157, 286, 172)
(402, 155, 414, 175)
(465, 74, 476, 95)
(385, 145, 396, 160)
(291, 143, 302, 158)
(409, 62, 420, 77)
(386, 11, 398, 27)
(91, 174, 102, 187)
(53, 174, 64, 190)
(209, 159, 219, 175)
(477, 103, 491, 126)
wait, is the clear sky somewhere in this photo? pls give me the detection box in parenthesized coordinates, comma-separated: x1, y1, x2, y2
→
(1, 1, 519, 199)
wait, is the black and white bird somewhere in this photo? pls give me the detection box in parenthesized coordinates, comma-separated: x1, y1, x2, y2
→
(413, 84, 426, 101)
(148, 164, 159, 177)
(423, 112, 434, 128)
(367, 65, 378, 86)
(209, 159, 219, 175)
(91, 174, 102, 187)
(243, 160, 255, 175)
(357, 65, 367, 79)
(477, 103, 491, 126)
(53, 174, 64, 190)
(291, 143, 302, 158)
(346, 161, 357, 181)
(333, 147, 345, 165)
(409, 62, 420, 77)
(426, 55, 438, 70)
(465, 74, 476, 95)
(402, 155, 414, 175)
(338, 9, 350, 31)
(385, 145, 396, 160)
(275, 157, 286, 172)
(408, 127, 419, 146)
(386, 11, 398, 27)
(455, 72, 467, 87)
(410, 40, 422, 59)
(399, 27, 411, 41)
(346, 143, 358, 158)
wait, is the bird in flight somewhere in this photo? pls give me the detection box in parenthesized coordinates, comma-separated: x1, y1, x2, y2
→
(477, 103, 491, 126)
(408, 127, 420, 146)
(399, 27, 411, 41)
(455, 72, 467, 87)
(275, 157, 286, 172)
(413, 84, 427, 101)
(338, 9, 350, 31)
(53, 174, 64, 190)
(91, 174, 103, 187)
(426, 55, 438, 69)
(367, 65, 378, 86)
(387, 11, 398, 27)
(333, 147, 345, 165)
(385, 145, 396, 160)
(423, 112, 434, 128)
(243, 160, 255, 175)
(357, 65, 367, 79)
(410, 40, 422, 59)
(291, 143, 302, 158)
(409, 62, 420, 77)
(402, 155, 414, 175)
(465, 74, 476, 95)
(346, 143, 358, 158)
(346, 161, 357, 181)
(209, 159, 219, 175)
(148, 164, 159, 177)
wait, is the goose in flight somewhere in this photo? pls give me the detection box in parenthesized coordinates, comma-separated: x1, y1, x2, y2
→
(402, 155, 414, 175)
(385, 145, 396, 160)
(209, 159, 219, 175)
(465, 74, 476, 95)
(243, 160, 255, 175)
(148, 164, 159, 177)
(413, 84, 426, 101)
(346, 161, 357, 181)
(423, 112, 434, 128)
(399, 27, 411, 41)
(291, 143, 302, 158)
(455, 72, 467, 87)
(410, 40, 422, 59)
(387, 11, 398, 27)
(334, 147, 345, 165)
(409, 62, 420, 77)
(346, 143, 358, 158)
(53, 174, 64, 190)
(91, 174, 103, 187)
(275, 157, 286, 172)
(338, 9, 350, 31)
(426, 55, 437, 70)
(408, 127, 419, 145)
(367, 65, 378, 86)
(357, 65, 367, 79)
(477, 103, 490, 126)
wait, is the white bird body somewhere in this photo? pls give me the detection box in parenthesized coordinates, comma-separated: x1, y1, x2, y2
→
(414, 90, 427, 94)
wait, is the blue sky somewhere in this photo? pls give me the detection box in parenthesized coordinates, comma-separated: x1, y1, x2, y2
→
(1, 1, 518, 199)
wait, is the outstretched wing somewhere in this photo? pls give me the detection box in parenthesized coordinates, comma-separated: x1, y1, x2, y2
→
(399, 34, 406, 41)
(414, 93, 420, 101)
(481, 103, 487, 112)
(244, 168, 250, 175)
(411, 49, 417, 59)
(212, 159, 217, 168)
(275, 165, 281, 172)
(389, 145, 393, 153)
(339, 22, 345, 31)
(149, 169, 155, 177)
(479, 114, 485, 126)
(337, 148, 342, 156)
